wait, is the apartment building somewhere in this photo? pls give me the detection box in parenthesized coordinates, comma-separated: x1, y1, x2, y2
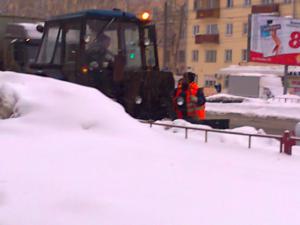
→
(184, 0, 299, 94)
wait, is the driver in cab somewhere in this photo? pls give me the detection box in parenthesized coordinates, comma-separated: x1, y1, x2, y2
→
(86, 33, 114, 70)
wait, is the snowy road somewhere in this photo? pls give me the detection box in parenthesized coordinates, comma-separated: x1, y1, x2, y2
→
(206, 112, 299, 134)
(206, 96, 300, 134)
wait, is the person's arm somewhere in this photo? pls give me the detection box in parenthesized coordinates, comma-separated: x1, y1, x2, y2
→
(196, 89, 206, 106)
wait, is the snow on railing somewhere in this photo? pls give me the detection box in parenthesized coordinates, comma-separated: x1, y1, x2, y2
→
(140, 120, 300, 155)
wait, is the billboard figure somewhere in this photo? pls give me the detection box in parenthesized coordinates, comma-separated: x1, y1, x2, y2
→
(260, 20, 282, 57)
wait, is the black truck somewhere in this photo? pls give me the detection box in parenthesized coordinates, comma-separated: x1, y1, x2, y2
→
(0, 15, 43, 73)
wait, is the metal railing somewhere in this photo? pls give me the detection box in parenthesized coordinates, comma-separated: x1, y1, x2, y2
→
(140, 120, 283, 152)
(270, 97, 300, 103)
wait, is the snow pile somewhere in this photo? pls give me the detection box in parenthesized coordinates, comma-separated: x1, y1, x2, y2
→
(1, 72, 300, 225)
(154, 119, 278, 150)
(0, 84, 18, 119)
(207, 93, 246, 103)
(0, 72, 146, 135)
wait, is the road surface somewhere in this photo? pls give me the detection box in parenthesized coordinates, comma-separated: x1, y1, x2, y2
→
(206, 112, 300, 135)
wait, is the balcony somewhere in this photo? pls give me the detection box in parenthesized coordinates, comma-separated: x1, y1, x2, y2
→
(195, 34, 219, 44)
(251, 4, 279, 14)
(196, 8, 220, 19)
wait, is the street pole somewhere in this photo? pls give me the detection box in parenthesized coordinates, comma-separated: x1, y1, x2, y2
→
(284, 65, 289, 95)
(163, 1, 168, 69)
(123, 0, 129, 11)
(292, 0, 295, 18)
(173, 4, 185, 73)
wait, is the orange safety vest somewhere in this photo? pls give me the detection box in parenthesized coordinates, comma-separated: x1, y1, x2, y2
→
(186, 82, 206, 120)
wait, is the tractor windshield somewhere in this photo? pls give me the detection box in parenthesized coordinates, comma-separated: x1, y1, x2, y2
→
(84, 19, 142, 70)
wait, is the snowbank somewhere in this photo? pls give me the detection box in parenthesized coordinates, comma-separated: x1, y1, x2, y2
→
(1, 72, 300, 225)
(207, 93, 246, 103)
(0, 84, 19, 119)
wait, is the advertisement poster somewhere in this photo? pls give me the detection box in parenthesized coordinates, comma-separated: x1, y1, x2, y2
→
(250, 15, 300, 66)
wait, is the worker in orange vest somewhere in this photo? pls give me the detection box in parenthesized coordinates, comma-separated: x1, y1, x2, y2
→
(185, 72, 206, 121)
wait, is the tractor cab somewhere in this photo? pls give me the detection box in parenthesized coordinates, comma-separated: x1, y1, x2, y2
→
(32, 9, 175, 120)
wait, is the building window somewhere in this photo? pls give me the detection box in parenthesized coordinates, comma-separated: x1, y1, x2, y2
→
(178, 50, 185, 63)
(205, 80, 216, 87)
(224, 76, 229, 88)
(205, 50, 217, 63)
(204, 75, 216, 87)
(180, 28, 186, 39)
(244, 0, 251, 6)
(206, 24, 218, 34)
(192, 50, 199, 62)
(224, 49, 232, 62)
(207, 0, 219, 9)
(241, 49, 248, 61)
(194, 0, 219, 10)
(165, 50, 170, 63)
(261, 0, 274, 4)
(243, 23, 248, 35)
(227, 0, 233, 8)
(194, 0, 200, 10)
(193, 25, 200, 36)
(226, 23, 233, 36)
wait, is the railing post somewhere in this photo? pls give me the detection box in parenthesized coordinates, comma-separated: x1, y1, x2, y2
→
(205, 130, 208, 143)
(283, 130, 292, 155)
(248, 135, 252, 149)
(185, 128, 188, 139)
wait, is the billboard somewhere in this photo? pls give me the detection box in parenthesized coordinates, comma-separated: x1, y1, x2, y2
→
(249, 14, 300, 66)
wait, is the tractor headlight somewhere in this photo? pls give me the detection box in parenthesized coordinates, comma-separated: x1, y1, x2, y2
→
(144, 39, 150, 46)
(135, 96, 142, 105)
(177, 97, 184, 106)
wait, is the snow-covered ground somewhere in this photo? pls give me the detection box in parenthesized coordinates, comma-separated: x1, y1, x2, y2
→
(207, 93, 300, 120)
(1, 71, 300, 225)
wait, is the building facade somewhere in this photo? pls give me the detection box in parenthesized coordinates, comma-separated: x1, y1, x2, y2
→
(184, 0, 299, 94)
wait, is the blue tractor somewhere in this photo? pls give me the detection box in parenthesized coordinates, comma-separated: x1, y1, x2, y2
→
(32, 9, 175, 120)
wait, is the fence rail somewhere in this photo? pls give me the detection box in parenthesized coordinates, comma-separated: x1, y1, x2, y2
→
(270, 97, 300, 103)
(140, 120, 300, 155)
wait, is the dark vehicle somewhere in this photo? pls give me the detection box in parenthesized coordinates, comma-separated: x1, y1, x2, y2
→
(0, 15, 43, 72)
(4, 22, 43, 73)
(32, 9, 175, 120)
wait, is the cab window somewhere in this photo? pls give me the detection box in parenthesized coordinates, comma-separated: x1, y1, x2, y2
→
(64, 23, 81, 63)
(37, 24, 60, 64)
(123, 23, 142, 69)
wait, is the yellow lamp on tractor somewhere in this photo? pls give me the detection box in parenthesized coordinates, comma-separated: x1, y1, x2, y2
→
(138, 11, 151, 23)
